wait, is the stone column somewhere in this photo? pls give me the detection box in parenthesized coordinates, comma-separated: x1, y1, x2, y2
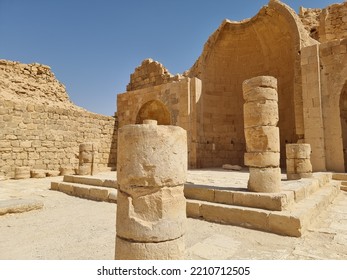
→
(78, 143, 97, 175)
(115, 120, 187, 260)
(243, 76, 281, 193)
(286, 144, 312, 180)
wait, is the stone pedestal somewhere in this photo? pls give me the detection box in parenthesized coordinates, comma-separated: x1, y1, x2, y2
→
(286, 144, 312, 180)
(115, 120, 187, 260)
(243, 76, 281, 193)
(78, 143, 97, 175)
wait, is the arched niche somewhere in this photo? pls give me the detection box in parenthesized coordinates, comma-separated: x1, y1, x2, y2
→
(136, 100, 171, 125)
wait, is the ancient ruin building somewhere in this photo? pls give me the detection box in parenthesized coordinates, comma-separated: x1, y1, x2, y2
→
(117, 0, 347, 173)
(2, 0, 347, 177)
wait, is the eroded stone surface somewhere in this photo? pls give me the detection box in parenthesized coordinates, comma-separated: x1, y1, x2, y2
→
(116, 122, 187, 260)
(117, 124, 187, 188)
(116, 187, 186, 242)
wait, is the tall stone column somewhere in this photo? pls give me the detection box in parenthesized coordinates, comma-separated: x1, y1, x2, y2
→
(115, 120, 187, 260)
(243, 76, 281, 193)
(286, 144, 313, 180)
(78, 143, 97, 175)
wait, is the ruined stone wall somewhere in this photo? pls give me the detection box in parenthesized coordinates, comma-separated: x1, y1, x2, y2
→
(299, 2, 347, 42)
(299, 7, 322, 41)
(118, 62, 201, 169)
(0, 60, 117, 178)
(126, 59, 183, 91)
(301, 39, 347, 172)
(319, 2, 347, 42)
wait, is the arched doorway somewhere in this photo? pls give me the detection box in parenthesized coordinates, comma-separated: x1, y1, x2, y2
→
(136, 100, 171, 125)
(340, 82, 347, 171)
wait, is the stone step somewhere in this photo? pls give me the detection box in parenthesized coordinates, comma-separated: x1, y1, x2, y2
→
(63, 175, 117, 189)
(51, 181, 117, 203)
(184, 173, 331, 211)
(186, 182, 340, 237)
(184, 183, 292, 211)
(331, 173, 347, 192)
(332, 173, 347, 181)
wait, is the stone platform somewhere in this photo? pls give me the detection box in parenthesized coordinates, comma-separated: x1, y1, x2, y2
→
(50, 169, 341, 237)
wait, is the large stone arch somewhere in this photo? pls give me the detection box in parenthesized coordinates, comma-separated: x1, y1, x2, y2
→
(135, 99, 171, 125)
(188, 0, 316, 168)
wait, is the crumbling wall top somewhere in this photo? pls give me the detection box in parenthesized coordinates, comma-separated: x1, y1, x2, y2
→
(0, 59, 72, 107)
(126, 58, 184, 92)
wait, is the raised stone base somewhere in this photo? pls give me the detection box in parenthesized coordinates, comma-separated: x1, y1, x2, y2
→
(50, 171, 341, 237)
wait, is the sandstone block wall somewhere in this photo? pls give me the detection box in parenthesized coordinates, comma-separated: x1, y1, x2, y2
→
(0, 60, 117, 178)
(118, 62, 201, 169)
(301, 39, 347, 172)
(299, 2, 347, 42)
(126, 59, 183, 91)
(319, 2, 347, 42)
(186, 1, 315, 168)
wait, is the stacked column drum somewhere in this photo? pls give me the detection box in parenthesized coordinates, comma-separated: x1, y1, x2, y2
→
(286, 144, 312, 180)
(115, 120, 187, 260)
(243, 76, 281, 193)
(78, 142, 97, 175)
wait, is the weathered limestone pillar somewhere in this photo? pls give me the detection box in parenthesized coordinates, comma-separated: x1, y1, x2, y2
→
(115, 120, 187, 260)
(78, 143, 97, 175)
(243, 76, 281, 193)
(286, 144, 312, 180)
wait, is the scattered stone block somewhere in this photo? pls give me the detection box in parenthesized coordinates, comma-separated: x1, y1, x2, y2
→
(46, 170, 60, 177)
(222, 164, 242, 171)
(14, 167, 30, 179)
(0, 199, 43, 216)
(30, 169, 46, 178)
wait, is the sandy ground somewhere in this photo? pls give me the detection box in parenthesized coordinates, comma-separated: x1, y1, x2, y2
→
(0, 170, 347, 260)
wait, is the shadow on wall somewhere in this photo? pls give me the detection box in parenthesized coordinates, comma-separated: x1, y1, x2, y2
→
(108, 116, 118, 169)
(135, 100, 171, 125)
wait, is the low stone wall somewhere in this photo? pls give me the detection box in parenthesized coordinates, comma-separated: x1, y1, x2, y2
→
(0, 99, 117, 178)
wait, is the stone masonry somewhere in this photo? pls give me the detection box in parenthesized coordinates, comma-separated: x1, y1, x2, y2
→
(117, 0, 347, 173)
(243, 76, 281, 193)
(0, 60, 117, 178)
(115, 120, 187, 260)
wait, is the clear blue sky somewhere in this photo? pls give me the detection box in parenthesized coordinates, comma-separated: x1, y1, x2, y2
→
(0, 0, 338, 116)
